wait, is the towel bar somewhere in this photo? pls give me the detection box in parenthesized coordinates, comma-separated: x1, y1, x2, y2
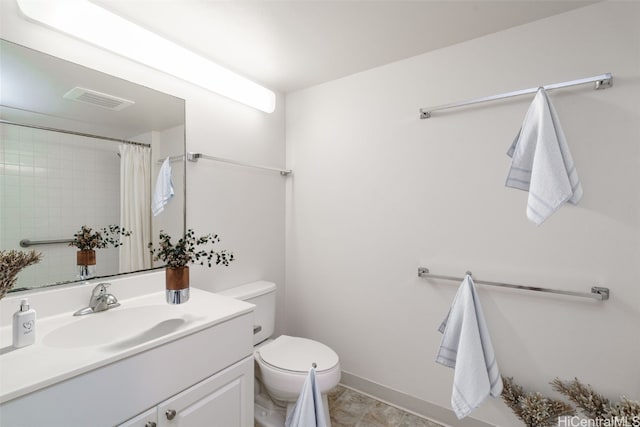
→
(419, 73, 613, 119)
(187, 152, 292, 176)
(156, 154, 184, 164)
(418, 267, 609, 301)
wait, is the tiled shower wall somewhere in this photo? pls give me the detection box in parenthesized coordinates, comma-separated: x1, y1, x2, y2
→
(0, 123, 120, 288)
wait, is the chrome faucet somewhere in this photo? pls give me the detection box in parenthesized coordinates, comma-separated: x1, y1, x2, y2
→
(73, 283, 120, 316)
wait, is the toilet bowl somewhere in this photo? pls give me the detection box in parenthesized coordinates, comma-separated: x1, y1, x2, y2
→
(219, 281, 341, 427)
(255, 335, 341, 403)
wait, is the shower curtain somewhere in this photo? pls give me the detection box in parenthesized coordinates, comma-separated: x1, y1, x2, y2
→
(119, 143, 152, 272)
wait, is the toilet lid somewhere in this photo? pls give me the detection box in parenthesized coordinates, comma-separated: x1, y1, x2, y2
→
(258, 335, 339, 373)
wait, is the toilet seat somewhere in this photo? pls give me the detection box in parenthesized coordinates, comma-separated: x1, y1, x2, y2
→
(257, 335, 339, 373)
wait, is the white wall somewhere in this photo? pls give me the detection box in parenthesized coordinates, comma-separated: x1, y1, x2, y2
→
(0, 0, 287, 333)
(286, 2, 640, 426)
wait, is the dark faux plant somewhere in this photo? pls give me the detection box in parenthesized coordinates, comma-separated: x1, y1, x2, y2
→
(148, 229, 234, 268)
(69, 225, 131, 250)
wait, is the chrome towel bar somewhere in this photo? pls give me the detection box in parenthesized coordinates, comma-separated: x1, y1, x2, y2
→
(156, 154, 184, 164)
(419, 73, 613, 119)
(187, 152, 292, 176)
(418, 267, 609, 301)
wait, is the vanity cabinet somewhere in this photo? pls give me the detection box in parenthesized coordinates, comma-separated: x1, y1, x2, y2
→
(119, 356, 253, 427)
(0, 304, 254, 427)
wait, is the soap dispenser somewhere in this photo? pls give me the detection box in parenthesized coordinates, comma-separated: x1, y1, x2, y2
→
(13, 298, 36, 348)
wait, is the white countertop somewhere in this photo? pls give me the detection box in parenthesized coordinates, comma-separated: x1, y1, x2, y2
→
(0, 287, 254, 404)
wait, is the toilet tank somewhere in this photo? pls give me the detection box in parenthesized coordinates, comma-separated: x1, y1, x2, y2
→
(218, 281, 276, 345)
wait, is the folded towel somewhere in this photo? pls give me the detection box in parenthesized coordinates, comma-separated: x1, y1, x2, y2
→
(505, 87, 583, 225)
(152, 157, 174, 216)
(436, 275, 503, 419)
(285, 367, 327, 427)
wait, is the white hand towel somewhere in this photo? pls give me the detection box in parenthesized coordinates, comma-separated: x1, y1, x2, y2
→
(152, 157, 174, 216)
(285, 367, 327, 427)
(436, 275, 503, 419)
(505, 87, 583, 225)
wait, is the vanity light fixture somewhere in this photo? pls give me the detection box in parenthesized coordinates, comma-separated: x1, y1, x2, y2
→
(16, 0, 276, 113)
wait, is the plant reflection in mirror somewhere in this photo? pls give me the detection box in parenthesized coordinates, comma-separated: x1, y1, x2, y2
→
(69, 225, 132, 250)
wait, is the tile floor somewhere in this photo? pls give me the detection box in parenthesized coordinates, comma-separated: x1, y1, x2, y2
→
(328, 385, 444, 427)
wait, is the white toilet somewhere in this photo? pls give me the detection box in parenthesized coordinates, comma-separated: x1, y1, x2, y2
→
(219, 281, 341, 427)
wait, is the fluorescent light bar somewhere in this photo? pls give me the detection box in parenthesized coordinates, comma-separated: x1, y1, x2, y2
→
(17, 0, 276, 113)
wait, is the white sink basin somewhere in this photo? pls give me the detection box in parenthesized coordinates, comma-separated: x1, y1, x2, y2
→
(42, 305, 193, 349)
(0, 285, 255, 404)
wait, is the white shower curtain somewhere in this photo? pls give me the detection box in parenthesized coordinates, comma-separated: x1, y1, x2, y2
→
(119, 143, 152, 272)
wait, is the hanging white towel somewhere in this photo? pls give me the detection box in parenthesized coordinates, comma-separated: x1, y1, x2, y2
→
(436, 275, 503, 419)
(285, 367, 327, 427)
(505, 87, 583, 225)
(152, 157, 174, 216)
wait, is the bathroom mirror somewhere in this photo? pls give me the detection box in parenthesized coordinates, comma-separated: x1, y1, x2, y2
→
(0, 39, 186, 292)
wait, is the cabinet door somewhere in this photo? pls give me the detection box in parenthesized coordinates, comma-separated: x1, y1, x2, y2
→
(157, 356, 253, 427)
(118, 408, 158, 427)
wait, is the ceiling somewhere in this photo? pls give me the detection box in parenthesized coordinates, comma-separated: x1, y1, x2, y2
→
(92, 0, 598, 94)
(1, 39, 185, 139)
(1, 0, 598, 135)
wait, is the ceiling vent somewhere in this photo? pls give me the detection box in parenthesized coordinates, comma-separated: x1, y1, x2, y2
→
(63, 87, 135, 111)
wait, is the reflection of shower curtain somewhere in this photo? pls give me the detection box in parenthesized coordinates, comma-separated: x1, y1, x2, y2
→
(119, 144, 151, 272)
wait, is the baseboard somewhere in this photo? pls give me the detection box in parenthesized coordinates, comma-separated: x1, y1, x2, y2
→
(339, 371, 494, 427)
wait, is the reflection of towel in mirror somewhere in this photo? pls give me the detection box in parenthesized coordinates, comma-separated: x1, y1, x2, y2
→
(152, 157, 174, 216)
(505, 87, 583, 225)
(436, 275, 502, 419)
(285, 367, 327, 427)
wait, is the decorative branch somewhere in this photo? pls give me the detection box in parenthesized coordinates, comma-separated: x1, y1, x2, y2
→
(502, 376, 575, 427)
(551, 377, 610, 420)
(0, 250, 42, 299)
(603, 397, 640, 420)
(552, 377, 640, 421)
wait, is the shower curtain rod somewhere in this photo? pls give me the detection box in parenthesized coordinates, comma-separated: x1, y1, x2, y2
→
(417, 267, 610, 301)
(187, 152, 292, 176)
(419, 72, 613, 119)
(0, 119, 151, 147)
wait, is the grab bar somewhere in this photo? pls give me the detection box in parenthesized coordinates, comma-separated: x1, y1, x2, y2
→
(418, 267, 609, 301)
(20, 238, 73, 248)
